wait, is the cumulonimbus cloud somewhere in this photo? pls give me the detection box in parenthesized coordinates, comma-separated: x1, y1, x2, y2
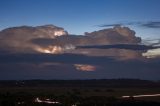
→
(0, 25, 142, 59)
(0, 25, 160, 80)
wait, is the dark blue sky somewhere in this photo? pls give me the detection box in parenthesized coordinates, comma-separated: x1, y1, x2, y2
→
(0, 0, 160, 38)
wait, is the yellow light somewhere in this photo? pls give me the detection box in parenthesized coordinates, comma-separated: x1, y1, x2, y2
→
(34, 46, 63, 54)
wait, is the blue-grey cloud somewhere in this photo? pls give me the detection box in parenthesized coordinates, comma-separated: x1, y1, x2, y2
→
(77, 44, 159, 50)
(142, 39, 160, 46)
(98, 22, 141, 27)
(141, 21, 160, 28)
(99, 21, 160, 29)
(99, 23, 123, 27)
(0, 53, 114, 65)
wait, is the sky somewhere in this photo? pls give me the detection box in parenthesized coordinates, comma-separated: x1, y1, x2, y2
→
(0, 0, 160, 38)
(0, 0, 160, 80)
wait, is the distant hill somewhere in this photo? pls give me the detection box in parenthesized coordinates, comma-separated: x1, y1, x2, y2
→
(0, 79, 160, 88)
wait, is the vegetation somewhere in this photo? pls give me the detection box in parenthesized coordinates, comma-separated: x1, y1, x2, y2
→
(0, 79, 160, 106)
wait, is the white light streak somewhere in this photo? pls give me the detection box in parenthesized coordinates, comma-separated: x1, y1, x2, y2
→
(122, 93, 160, 98)
(35, 97, 60, 104)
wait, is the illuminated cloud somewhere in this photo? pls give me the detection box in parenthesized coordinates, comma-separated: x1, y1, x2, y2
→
(2, 24, 160, 61)
(31, 26, 142, 59)
(84, 26, 141, 44)
(1, 24, 159, 61)
(0, 25, 143, 60)
(74, 64, 96, 71)
(142, 48, 160, 58)
(35, 46, 64, 54)
(0, 25, 68, 53)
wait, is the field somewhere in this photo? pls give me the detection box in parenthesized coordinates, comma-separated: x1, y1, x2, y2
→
(0, 79, 160, 106)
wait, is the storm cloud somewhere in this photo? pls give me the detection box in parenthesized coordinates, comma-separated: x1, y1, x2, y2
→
(0, 25, 143, 59)
(0, 25, 160, 80)
(0, 25, 68, 53)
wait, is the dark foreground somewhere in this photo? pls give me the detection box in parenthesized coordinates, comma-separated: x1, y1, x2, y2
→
(0, 79, 160, 106)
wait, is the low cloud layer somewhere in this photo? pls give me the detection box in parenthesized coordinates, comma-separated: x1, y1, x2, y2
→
(77, 44, 158, 50)
(0, 53, 160, 80)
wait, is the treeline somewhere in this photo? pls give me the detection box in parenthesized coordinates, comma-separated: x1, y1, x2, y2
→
(0, 79, 160, 88)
